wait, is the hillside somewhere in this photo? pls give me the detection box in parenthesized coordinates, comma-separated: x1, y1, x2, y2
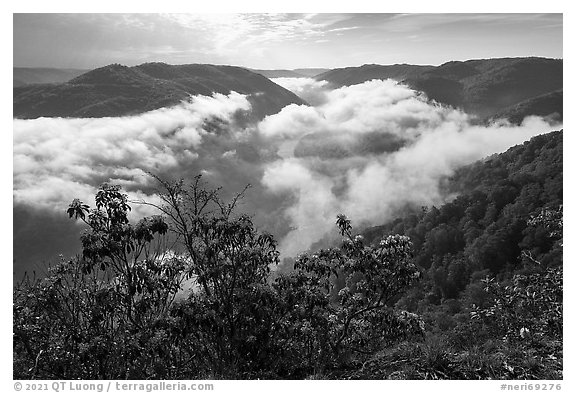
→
(293, 68, 331, 77)
(13, 67, 89, 87)
(251, 68, 332, 78)
(343, 130, 563, 379)
(13, 63, 306, 120)
(315, 57, 562, 121)
(251, 69, 306, 78)
(404, 57, 562, 118)
(489, 90, 563, 125)
(316, 63, 433, 87)
(13, 130, 563, 380)
(363, 129, 562, 281)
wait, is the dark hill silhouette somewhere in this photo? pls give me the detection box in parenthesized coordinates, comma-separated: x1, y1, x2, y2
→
(13, 63, 306, 120)
(316, 57, 562, 120)
(315, 63, 433, 87)
(404, 57, 562, 118)
(293, 68, 331, 77)
(251, 68, 332, 78)
(251, 69, 306, 78)
(13, 67, 89, 87)
(489, 90, 563, 125)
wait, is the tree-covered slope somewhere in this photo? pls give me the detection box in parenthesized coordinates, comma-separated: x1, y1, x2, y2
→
(315, 57, 562, 121)
(348, 130, 563, 380)
(13, 63, 306, 120)
(404, 57, 562, 119)
(12, 131, 563, 379)
(315, 63, 433, 87)
(489, 90, 563, 125)
(250, 69, 306, 78)
(363, 130, 562, 296)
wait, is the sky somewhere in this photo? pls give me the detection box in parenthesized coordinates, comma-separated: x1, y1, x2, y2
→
(13, 13, 562, 69)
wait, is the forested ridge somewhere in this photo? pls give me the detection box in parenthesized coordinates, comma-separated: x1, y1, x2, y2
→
(13, 131, 563, 379)
(364, 130, 562, 283)
(351, 130, 563, 379)
(317, 57, 563, 121)
(13, 63, 305, 120)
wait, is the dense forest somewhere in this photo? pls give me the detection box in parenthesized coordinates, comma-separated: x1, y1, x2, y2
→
(13, 131, 563, 379)
(316, 58, 563, 121)
(355, 130, 563, 379)
(13, 63, 304, 120)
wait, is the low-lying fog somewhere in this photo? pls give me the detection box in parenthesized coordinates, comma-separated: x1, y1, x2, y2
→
(13, 78, 562, 276)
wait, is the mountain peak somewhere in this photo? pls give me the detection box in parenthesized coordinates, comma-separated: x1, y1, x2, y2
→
(69, 63, 150, 85)
(14, 62, 306, 119)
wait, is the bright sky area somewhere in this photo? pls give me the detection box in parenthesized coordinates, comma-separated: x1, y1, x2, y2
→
(13, 13, 562, 70)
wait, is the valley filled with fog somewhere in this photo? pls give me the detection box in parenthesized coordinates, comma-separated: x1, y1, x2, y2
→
(13, 13, 564, 381)
(13, 77, 561, 277)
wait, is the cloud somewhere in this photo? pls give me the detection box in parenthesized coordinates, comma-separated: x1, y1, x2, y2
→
(257, 80, 561, 256)
(262, 159, 339, 256)
(271, 77, 330, 106)
(261, 79, 467, 143)
(15, 13, 353, 72)
(341, 116, 554, 224)
(13, 78, 561, 273)
(13, 92, 251, 211)
(14, 14, 562, 71)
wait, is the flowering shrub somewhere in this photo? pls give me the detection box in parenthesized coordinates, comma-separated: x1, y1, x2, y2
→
(271, 214, 424, 372)
(470, 268, 562, 341)
(14, 181, 422, 379)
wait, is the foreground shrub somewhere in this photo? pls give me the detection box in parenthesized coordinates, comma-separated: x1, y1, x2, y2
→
(14, 178, 423, 379)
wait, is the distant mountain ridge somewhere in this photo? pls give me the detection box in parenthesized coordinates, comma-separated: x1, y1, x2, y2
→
(293, 68, 331, 77)
(316, 64, 434, 87)
(13, 67, 89, 87)
(488, 90, 563, 125)
(316, 57, 562, 120)
(405, 57, 562, 119)
(13, 57, 562, 122)
(251, 69, 306, 78)
(13, 63, 306, 120)
(251, 68, 331, 78)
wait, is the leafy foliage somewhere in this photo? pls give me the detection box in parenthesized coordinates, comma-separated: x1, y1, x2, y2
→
(13, 130, 563, 379)
(14, 178, 422, 379)
(354, 131, 563, 379)
(470, 268, 562, 342)
(14, 184, 185, 379)
(332, 202, 563, 380)
(269, 216, 423, 375)
(364, 131, 562, 304)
